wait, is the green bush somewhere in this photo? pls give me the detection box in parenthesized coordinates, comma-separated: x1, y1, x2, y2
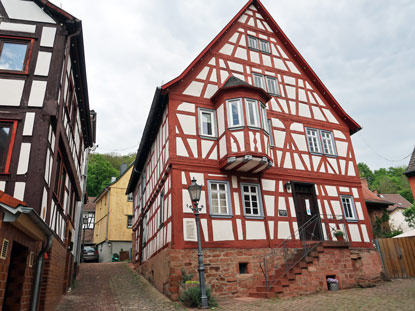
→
(179, 286, 218, 308)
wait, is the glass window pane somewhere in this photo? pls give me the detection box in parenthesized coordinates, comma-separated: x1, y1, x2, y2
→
(202, 112, 212, 135)
(0, 42, 27, 71)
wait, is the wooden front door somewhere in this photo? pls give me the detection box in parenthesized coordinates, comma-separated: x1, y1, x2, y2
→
(292, 183, 322, 241)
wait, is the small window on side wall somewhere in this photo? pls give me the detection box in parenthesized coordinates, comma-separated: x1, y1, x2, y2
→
(0, 38, 31, 73)
(0, 121, 17, 173)
(340, 196, 357, 221)
(198, 108, 217, 138)
(127, 215, 133, 228)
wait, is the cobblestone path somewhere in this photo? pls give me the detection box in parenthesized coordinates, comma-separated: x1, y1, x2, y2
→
(56, 262, 184, 311)
(57, 262, 415, 311)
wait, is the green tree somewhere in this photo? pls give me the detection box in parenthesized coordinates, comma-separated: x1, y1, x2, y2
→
(403, 204, 415, 229)
(100, 152, 136, 173)
(87, 154, 119, 197)
(357, 162, 374, 186)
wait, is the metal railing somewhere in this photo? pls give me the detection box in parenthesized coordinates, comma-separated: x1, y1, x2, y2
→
(260, 214, 348, 291)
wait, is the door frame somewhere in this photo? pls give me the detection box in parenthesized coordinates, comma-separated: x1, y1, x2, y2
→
(291, 181, 322, 241)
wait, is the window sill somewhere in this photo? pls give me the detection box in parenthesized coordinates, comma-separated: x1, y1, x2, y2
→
(244, 215, 265, 220)
(247, 126, 261, 131)
(199, 135, 218, 141)
(228, 126, 245, 131)
(345, 219, 358, 223)
(210, 214, 233, 219)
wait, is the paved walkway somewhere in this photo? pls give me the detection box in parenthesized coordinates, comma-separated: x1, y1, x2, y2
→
(57, 262, 415, 311)
(56, 262, 184, 311)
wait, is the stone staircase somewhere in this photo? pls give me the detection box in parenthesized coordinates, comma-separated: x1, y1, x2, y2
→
(249, 244, 328, 298)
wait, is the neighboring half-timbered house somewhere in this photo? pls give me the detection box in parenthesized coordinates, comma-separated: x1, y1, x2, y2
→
(127, 0, 382, 299)
(0, 1, 95, 309)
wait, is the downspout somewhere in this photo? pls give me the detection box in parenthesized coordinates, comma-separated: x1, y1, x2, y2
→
(31, 234, 53, 311)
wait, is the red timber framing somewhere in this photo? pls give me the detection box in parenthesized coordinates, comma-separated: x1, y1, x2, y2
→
(127, 0, 379, 298)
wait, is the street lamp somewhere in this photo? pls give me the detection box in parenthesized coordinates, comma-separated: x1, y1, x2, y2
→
(81, 214, 88, 262)
(187, 178, 208, 309)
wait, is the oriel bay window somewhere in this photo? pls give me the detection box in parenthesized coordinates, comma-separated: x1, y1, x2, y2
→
(227, 98, 244, 128)
(0, 120, 17, 173)
(241, 183, 264, 217)
(226, 98, 268, 131)
(208, 180, 232, 216)
(245, 99, 260, 128)
(0, 38, 33, 73)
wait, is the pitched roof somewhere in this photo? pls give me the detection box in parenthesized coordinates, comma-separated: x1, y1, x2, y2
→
(361, 179, 393, 206)
(0, 190, 27, 209)
(84, 197, 96, 212)
(127, 0, 361, 193)
(161, 0, 361, 134)
(380, 194, 413, 212)
(404, 146, 415, 177)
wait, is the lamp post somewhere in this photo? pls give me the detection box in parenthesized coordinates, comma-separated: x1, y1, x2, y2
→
(81, 215, 88, 262)
(187, 178, 208, 309)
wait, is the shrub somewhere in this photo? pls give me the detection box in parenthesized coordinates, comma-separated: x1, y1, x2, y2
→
(179, 286, 218, 308)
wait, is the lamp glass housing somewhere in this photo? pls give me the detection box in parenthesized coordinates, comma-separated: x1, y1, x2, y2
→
(188, 178, 202, 202)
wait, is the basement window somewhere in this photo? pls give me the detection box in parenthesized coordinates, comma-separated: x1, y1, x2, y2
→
(239, 262, 249, 274)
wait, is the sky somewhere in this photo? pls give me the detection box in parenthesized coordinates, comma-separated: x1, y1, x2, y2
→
(55, 0, 415, 171)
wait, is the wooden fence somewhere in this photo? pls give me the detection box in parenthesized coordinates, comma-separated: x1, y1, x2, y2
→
(376, 237, 415, 278)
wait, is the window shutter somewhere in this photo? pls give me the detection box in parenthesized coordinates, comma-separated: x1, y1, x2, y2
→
(0, 239, 9, 259)
(185, 220, 196, 241)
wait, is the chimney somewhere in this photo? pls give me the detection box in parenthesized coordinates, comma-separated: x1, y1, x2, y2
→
(110, 177, 116, 183)
(120, 163, 127, 175)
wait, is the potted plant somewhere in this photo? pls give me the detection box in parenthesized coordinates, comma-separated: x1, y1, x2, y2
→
(327, 277, 339, 291)
(333, 230, 344, 241)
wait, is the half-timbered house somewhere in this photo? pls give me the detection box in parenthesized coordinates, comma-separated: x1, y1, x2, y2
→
(127, 0, 382, 299)
(0, 1, 95, 309)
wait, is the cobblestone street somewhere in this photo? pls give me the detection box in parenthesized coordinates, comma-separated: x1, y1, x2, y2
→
(57, 262, 415, 311)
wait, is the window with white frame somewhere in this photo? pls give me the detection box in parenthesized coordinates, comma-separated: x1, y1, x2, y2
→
(159, 191, 164, 227)
(320, 130, 336, 156)
(227, 98, 244, 128)
(248, 36, 258, 50)
(198, 108, 216, 138)
(260, 104, 268, 132)
(260, 39, 270, 53)
(306, 128, 337, 156)
(208, 181, 232, 216)
(340, 196, 357, 220)
(253, 73, 265, 90)
(265, 76, 279, 95)
(306, 128, 322, 154)
(241, 183, 263, 217)
(245, 99, 260, 128)
(127, 215, 133, 228)
(82, 212, 95, 229)
(268, 120, 274, 146)
(127, 193, 133, 201)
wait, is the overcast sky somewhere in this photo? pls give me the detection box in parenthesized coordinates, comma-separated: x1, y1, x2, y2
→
(55, 0, 415, 171)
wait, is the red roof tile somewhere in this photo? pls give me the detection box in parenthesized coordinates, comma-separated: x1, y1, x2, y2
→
(0, 190, 27, 208)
